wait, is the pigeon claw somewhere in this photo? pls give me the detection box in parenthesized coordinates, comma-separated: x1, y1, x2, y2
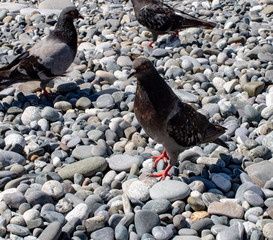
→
(39, 89, 54, 99)
(147, 41, 154, 47)
(152, 149, 169, 167)
(150, 165, 172, 180)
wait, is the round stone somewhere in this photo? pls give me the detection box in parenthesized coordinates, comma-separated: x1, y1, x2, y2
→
(108, 154, 141, 172)
(143, 199, 171, 214)
(41, 106, 59, 122)
(149, 180, 190, 201)
(42, 180, 64, 200)
(135, 210, 160, 236)
(21, 106, 41, 125)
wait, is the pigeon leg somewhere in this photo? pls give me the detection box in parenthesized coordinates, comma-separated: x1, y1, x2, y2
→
(152, 149, 169, 167)
(147, 41, 154, 47)
(170, 31, 179, 41)
(150, 165, 172, 180)
(39, 89, 53, 99)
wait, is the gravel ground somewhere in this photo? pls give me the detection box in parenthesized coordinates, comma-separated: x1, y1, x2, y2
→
(0, 0, 273, 239)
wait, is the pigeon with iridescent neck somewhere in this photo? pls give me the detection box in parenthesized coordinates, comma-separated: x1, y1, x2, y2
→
(0, 6, 82, 94)
(131, 0, 216, 47)
(129, 57, 227, 180)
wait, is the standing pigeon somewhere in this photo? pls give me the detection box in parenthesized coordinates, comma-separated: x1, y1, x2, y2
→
(129, 57, 227, 180)
(131, 0, 216, 46)
(0, 6, 82, 94)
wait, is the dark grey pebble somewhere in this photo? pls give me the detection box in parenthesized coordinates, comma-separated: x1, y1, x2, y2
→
(41, 210, 65, 225)
(142, 199, 171, 214)
(57, 82, 78, 93)
(0, 150, 25, 167)
(235, 182, 265, 203)
(135, 210, 160, 236)
(38, 221, 62, 240)
(108, 214, 124, 228)
(91, 227, 115, 240)
(115, 224, 129, 240)
(2, 191, 26, 209)
(25, 190, 54, 206)
(190, 218, 214, 234)
(6, 224, 30, 236)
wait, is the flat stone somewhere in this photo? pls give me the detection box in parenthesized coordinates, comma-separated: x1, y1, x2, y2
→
(243, 190, 264, 207)
(235, 182, 265, 203)
(58, 157, 108, 180)
(108, 154, 140, 172)
(208, 201, 244, 218)
(150, 180, 190, 201)
(96, 70, 116, 84)
(76, 97, 92, 110)
(190, 218, 214, 234)
(245, 161, 273, 188)
(6, 224, 30, 236)
(2, 191, 26, 209)
(143, 199, 171, 214)
(72, 145, 93, 159)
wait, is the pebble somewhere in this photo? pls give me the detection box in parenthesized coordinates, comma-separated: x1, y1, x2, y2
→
(108, 154, 141, 172)
(38, 221, 62, 240)
(0, 0, 271, 239)
(208, 201, 244, 218)
(149, 180, 191, 201)
(58, 157, 108, 180)
(135, 210, 160, 236)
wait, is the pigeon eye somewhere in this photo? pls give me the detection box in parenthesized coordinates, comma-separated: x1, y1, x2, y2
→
(141, 65, 147, 69)
(70, 11, 75, 15)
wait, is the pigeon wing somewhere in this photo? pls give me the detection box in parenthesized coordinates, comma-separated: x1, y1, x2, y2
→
(29, 38, 75, 77)
(138, 3, 174, 32)
(0, 51, 29, 71)
(166, 102, 223, 147)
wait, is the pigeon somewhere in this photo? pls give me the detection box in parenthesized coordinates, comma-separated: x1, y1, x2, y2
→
(0, 6, 82, 94)
(131, 0, 217, 46)
(129, 57, 227, 180)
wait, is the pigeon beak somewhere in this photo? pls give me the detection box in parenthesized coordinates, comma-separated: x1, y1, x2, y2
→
(128, 69, 136, 79)
(78, 13, 84, 19)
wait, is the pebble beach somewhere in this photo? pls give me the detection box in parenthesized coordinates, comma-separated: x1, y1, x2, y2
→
(0, 0, 273, 239)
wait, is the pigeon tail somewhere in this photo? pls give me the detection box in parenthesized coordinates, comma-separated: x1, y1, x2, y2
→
(202, 124, 226, 144)
(213, 138, 228, 148)
(173, 12, 216, 30)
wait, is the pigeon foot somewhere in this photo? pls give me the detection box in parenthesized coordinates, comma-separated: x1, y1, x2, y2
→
(147, 41, 155, 47)
(152, 149, 169, 167)
(150, 165, 172, 180)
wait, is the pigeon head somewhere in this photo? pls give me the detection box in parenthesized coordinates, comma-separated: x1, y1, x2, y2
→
(128, 57, 156, 79)
(59, 6, 82, 21)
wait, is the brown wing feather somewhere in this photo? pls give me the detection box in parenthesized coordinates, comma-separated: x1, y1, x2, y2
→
(167, 102, 225, 147)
